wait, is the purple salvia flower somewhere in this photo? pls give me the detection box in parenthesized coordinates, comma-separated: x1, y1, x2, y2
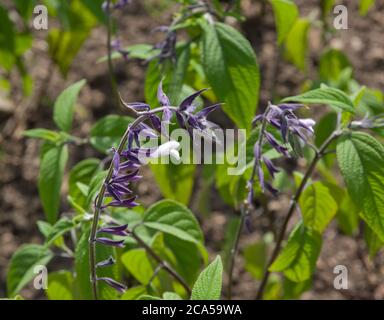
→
(151, 28, 177, 63)
(97, 277, 127, 293)
(262, 156, 279, 179)
(157, 81, 170, 106)
(264, 132, 289, 156)
(149, 114, 162, 133)
(196, 103, 221, 119)
(246, 181, 254, 205)
(122, 101, 151, 113)
(265, 182, 279, 197)
(112, 148, 120, 177)
(244, 215, 253, 233)
(252, 114, 264, 125)
(106, 196, 139, 208)
(179, 88, 207, 111)
(350, 114, 384, 129)
(98, 224, 129, 237)
(96, 256, 116, 268)
(257, 165, 265, 192)
(251, 102, 314, 196)
(95, 238, 125, 248)
(254, 143, 261, 161)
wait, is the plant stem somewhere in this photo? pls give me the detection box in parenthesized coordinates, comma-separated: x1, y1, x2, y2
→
(88, 107, 177, 300)
(105, 0, 119, 110)
(131, 230, 192, 295)
(227, 105, 270, 299)
(255, 130, 342, 299)
(227, 204, 248, 300)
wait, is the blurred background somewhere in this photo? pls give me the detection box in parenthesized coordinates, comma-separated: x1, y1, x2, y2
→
(0, 0, 383, 299)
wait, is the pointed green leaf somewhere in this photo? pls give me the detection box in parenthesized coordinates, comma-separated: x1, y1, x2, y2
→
(283, 87, 355, 113)
(143, 200, 203, 244)
(90, 115, 133, 154)
(46, 271, 74, 300)
(38, 145, 68, 224)
(284, 18, 310, 71)
(337, 132, 384, 241)
(269, 222, 322, 282)
(191, 256, 223, 300)
(121, 249, 155, 285)
(7, 244, 53, 297)
(269, 0, 299, 44)
(53, 79, 86, 132)
(300, 182, 337, 233)
(200, 21, 260, 130)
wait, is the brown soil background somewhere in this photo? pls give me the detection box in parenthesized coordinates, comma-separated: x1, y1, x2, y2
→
(0, 0, 383, 299)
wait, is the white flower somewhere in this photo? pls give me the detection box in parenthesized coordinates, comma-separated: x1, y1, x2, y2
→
(299, 118, 316, 132)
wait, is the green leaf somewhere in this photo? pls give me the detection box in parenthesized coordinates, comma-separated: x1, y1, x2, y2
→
(47, 0, 99, 75)
(300, 182, 338, 233)
(90, 115, 133, 153)
(282, 277, 312, 299)
(269, 0, 299, 44)
(13, 0, 37, 21)
(45, 217, 76, 246)
(85, 170, 107, 209)
(243, 241, 267, 280)
(200, 21, 260, 130)
(150, 162, 196, 205)
(143, 200, 204, 245)
(319, 49, 351, 82)
(283, 87, 355, 113)
(284, 18, 310, 71)
(337, 131, 384, 241)
(145, 42, 190, 107)
(23, 129, 61, 142)
(53, 79, 86, 132)
(163, 234, 203, 285)
(46, 271, 74, 300)
(69, 158, 100, 207)
(337, 193, 359, 235)
(269, 222, 322, 282)
(98, 44, 155, 63)
(74, 227, 119, 299)
(163, 292, 183, 300)
(359, 0, 375, 15)
(314, 112, 338, 147)
(364, 224, 383, 259)
(7, 244, 53, 297)
(191, 256, 223, 300)
(121, 286, 147, 300)
(38, 145, 68, 224)
(37, 220, 53, 238)
(121, 249, 155, 285)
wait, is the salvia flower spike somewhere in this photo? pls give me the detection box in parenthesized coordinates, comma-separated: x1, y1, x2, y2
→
(248, 102, 316, 199)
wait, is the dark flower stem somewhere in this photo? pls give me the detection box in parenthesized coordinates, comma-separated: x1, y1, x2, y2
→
(255, 130, 343, 299)
(227, 105, 270, 300)
(88, 106, 178, 300)
(106, 0, 119, 110)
